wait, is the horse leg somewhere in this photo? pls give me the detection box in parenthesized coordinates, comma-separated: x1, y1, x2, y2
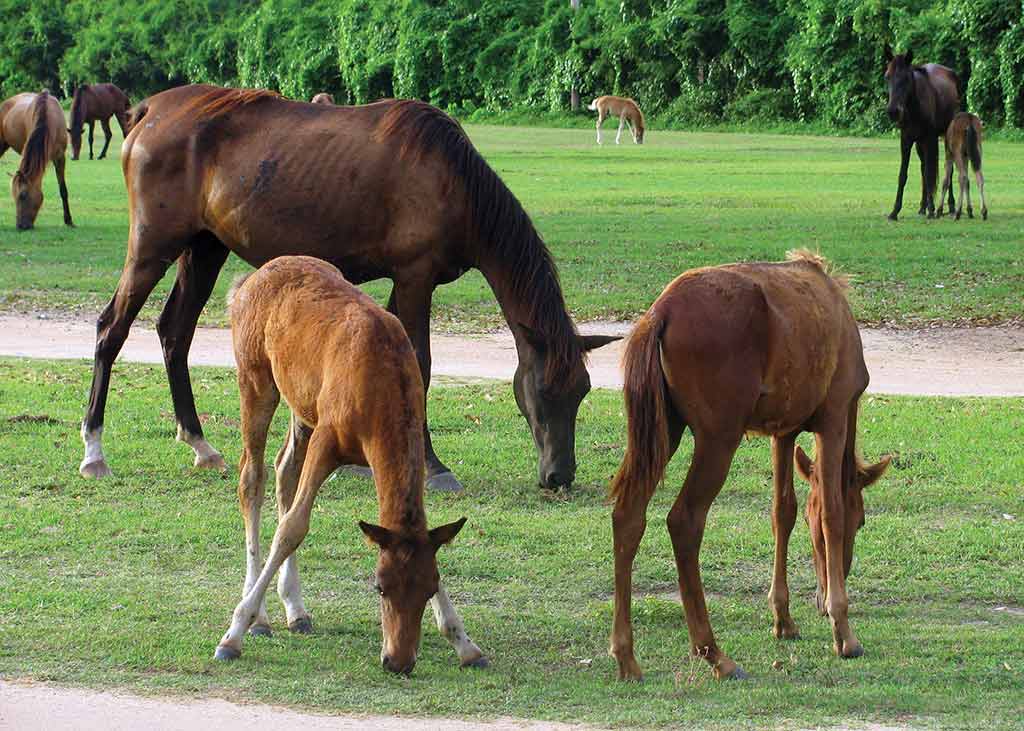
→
(925, 135, 939, 217)
(914, 140, 927, 216)
(937, 150, 953, 218)
(156, 234, 230, 471)
(431, 584, 488, 668)
(962, 158, 973, 219)
(53, 155, 73, 227)
(275, 412, 315, 633)
(888, 134, 913, 220)
(769, 433, 800, 639)
(615, 116, 625, 145)
(97, 118, 113, 160)
(667, 430, 746, 680)
(975, 167, 988, 220)
(216, 426, 339, 661)
(235, 365, 280, 638)
(87, 121, 95, 160)
(114, 110, 129, 138)
(596, 111, 605, 145)
(814, 424, 862, 659)
(81, 237, 183, 478)
(386, 280, 461, 492)
(610, 411, 684, 680)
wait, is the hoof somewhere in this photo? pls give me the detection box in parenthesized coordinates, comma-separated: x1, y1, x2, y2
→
(288, 616, 314, 634)
(248, 623, 273, 638)
(460, 654, 490, 669)
(772, 623, 800, 640)
(725, 665, 750, 680)
(615, 658, 644, 682)
(839, 641, 864, 659)
(214, 645, 241, 661)
(982, 210, 988, 220)
(427, 471, 463, 492)
(887, 212, 898, 221)
(80, 458, 112, 479)
(194, 453, 227, 471)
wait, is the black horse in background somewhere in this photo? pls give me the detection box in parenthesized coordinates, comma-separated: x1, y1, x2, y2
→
(885, 51, 960, 220)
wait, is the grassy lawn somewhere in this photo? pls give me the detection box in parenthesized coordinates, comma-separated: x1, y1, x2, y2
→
(1, 124, 1022, 330)
(1, 358, 1022, 729)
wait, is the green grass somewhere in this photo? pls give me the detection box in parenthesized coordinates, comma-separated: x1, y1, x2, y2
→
(1, 124, 1022, 330)
(1, 358, 1022, 729)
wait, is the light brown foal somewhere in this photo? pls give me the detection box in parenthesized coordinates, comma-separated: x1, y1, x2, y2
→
(938, 112, 987, 221)
(609, 251, 890, 680)
(215, 255, 485, 673)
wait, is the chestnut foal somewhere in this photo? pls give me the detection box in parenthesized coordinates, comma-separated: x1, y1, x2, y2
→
(609, 251, 890, 680)
(215, 256, 485, 673)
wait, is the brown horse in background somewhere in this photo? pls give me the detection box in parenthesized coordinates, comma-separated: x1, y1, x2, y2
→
(68, 83, 129, 160)
(885, 51, 960, 219)
(215, 256, 483, 673)
(311, 92, 334, 105)
(608, 251, 890, 681)
(938, 112, 987, 221)
(0, 90, 73, 229)
(79, 85, 617, 491)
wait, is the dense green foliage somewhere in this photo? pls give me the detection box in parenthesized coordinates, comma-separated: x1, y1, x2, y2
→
(2, 1, 1023, 132)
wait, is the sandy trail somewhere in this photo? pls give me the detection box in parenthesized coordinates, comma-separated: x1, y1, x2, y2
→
(0, 314, 1021, 396)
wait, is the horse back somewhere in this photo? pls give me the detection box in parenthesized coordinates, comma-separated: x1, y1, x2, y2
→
(918, 64, 960, 132)
(0, 92, 66, 156)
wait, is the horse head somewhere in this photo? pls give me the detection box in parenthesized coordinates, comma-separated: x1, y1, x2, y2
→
(885, 51, 916, 125)
(513, 326, 620, 490)
(11, 170, 42, 230)
(359, 517, 466, 674)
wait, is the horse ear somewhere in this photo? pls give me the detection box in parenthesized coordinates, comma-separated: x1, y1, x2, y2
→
(359, 520, 395, 549)
(858, 454, 893, 489)
(580, 334, 621, 352)
(429, 517, 467, 551)
(883, 43, 893, 61)
(794, 445, 814, 482)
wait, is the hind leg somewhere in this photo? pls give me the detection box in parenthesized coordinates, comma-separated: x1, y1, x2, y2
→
(97, 118, 113, 159)
(156, 233, 230, 471)
(87, 121, 95, 160)
(668, 430, 747, 679)
(275, 412, 314, 632)
(596, 111, 606, 145)
(769, 433, 800, 639)
(53, 155, 73, 227)
(615, 115, 625, 145)
(975, 168, 988, 220)
(938, 153, 953, 217)
(217, 426, 340, 660)
(955, 159, 968, 220)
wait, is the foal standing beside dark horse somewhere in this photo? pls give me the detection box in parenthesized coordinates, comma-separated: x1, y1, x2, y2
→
(79, 85, 616, 490)
(885, 51, 960, 220)
(68, 83, 130, 161)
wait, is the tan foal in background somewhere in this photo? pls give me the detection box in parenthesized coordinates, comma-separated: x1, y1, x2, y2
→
(588, 95, 645, 145)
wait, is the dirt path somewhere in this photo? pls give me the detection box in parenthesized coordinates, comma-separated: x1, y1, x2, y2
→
(1, 314, 1021, 396)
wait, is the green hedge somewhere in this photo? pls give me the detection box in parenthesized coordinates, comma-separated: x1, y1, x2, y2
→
(2, 0, 1022, 132)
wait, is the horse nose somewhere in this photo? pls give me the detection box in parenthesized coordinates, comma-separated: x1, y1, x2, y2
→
(887, 105, 901, 123)
(542, 466, 575, 489)
(382, 655, 415, 675)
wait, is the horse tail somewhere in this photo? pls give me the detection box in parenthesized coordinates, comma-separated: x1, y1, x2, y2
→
(19, 91, 52, 181)
(587, 98, 598, 111)
(226, 272, 253, 314)
(965, 120, 982, 171)
(609, 310, 670, 507)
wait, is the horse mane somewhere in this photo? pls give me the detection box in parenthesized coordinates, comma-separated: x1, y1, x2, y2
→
(70, 85, 88, 131)
(178, 87, 280, 123)
(373, 100, 582, 386)
(786, 248, 849, 292)
(19, 91, 52, 181)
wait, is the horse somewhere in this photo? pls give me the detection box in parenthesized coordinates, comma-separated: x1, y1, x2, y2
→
(0, 90, 74, 230)
(938, 112, 987, 221)
(588, 96, 645, 145)
(608, 251, 891, 681)
(78, 85, 618, 491)
(215, 255, 485, 673)
(68, 83, 130, 161)
(884, 51, 960, 220)
(311, 92, 334, 104)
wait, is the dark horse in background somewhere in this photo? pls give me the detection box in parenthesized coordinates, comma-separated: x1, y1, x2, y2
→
(79, 85, 617, 491)
(885, 51, 960, 220)
(69, 83, 130, 160)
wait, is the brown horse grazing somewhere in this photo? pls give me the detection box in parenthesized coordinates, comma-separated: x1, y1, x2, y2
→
(311, 92, 334, 104)
(79, 85, 617, 491)
(608, 251, 891, 681)
(938, 112, 987, 221)
(0, 90, 73, 230)
(885, 51, 960, 220)
(68, 83, 130, 161)
(215, 256, 484, 672)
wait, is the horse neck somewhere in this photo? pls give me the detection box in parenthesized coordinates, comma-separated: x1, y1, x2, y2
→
(369, 429, 428, 536)
(70, 89, 85, 130)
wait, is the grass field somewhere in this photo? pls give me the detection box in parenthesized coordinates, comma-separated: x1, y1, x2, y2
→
(1, 123, 1022, 330)
(1, 358, 1022, 729)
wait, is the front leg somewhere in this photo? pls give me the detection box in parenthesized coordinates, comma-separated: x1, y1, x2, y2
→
(87, 121, 95, 160)
(53, 156, 73, 227)
(98, 118, 113, 159)
(769, 434, 800, 639)
(615, 116, 625, 145)
(387, 279, 462, 492)
(888, 135, 914, 220)
(431, 584, 487, 667)
(915, 140, 928, 215)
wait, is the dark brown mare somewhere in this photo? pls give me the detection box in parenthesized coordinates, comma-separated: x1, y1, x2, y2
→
(608, 251, 890, 681)
(216, 255, 484, 672)
(885, 51, 960, 220)
(0, 90, 73, 229)
(79, 85, 617, 490)
(938, 112, 987, 221)
(68, 83, 130, 160)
